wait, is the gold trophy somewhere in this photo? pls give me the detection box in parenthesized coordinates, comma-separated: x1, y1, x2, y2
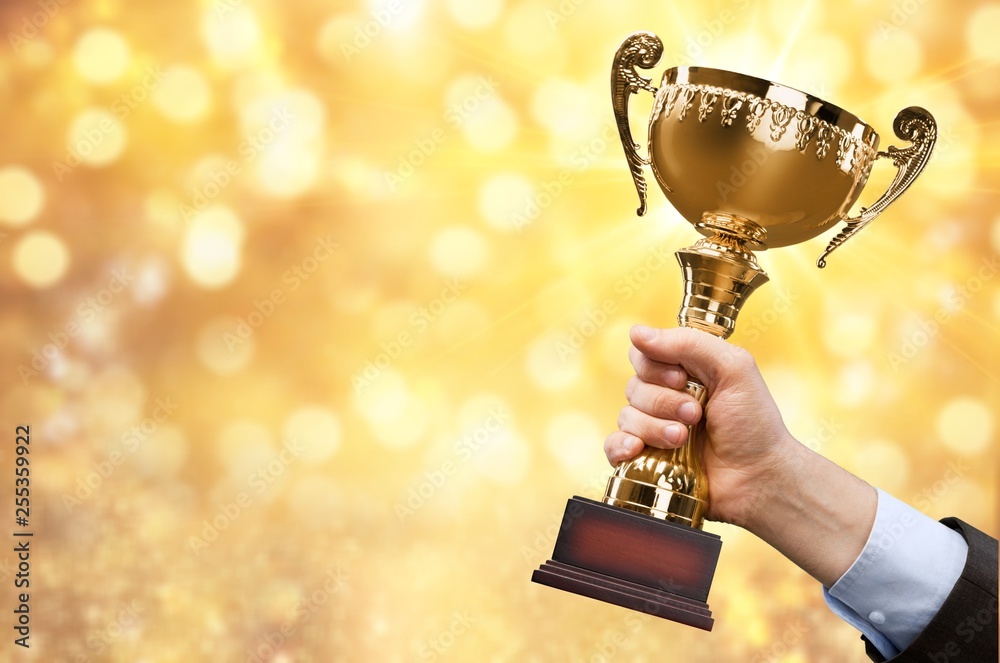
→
(532, 31, 936, 630)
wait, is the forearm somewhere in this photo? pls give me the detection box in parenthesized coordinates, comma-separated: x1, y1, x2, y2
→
(744, 437, 878, 588)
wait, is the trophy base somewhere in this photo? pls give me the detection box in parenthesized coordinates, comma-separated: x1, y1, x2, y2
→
(531, 497, 720, 631)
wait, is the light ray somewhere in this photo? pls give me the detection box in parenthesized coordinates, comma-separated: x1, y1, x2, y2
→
(767, 0, 819, 81)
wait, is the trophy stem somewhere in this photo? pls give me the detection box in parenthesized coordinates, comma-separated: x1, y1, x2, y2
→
(602, 214, 770, 529)
(677, 213, 770, 340)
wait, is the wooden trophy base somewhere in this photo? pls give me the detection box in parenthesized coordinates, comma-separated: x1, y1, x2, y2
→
(531, 496, 721, 631)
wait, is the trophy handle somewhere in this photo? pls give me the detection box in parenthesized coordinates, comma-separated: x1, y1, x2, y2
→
(817, 106, 937, 268)
(611, 31, 664, 216)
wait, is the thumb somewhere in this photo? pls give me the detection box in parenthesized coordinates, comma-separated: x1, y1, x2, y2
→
(630, 325, 739, 389)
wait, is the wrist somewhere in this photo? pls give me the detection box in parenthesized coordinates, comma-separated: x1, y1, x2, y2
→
(742, 437, 877, 586)
(735, 431, 808, 534)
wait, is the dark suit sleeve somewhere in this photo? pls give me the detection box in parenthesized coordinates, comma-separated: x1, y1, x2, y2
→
(862, 518, 997, 663)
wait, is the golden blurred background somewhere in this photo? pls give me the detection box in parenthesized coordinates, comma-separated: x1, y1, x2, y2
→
(0, 0, 997, 660)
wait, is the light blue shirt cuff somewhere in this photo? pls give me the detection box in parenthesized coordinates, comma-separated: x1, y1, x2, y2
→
(821, 488, 968, 659)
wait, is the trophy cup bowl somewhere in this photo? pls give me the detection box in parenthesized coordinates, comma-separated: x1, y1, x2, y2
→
(619, 34, 936, 262)
(650, 66, 879, 249)
(532, 31, 937, 631)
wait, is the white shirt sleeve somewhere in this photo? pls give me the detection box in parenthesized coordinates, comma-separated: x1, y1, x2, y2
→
(821, 489, 969, 659)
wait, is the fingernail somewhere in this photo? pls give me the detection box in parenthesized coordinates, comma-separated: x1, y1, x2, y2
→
(664, 367, 684, 386)
(624, 436, 642, 454)
(664, 424, 683, 444)
(633, 325, 655, 341)
(679, 401, 698, 424)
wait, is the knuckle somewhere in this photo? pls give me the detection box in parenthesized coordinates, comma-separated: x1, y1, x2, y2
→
(651, 388, 676, 417)
(663, 365, 684, 387)
(625, 376, 639, 402)
(730, 344, 756, 369)
(617, 406, 630, 429)
(675, 326, 699, 347)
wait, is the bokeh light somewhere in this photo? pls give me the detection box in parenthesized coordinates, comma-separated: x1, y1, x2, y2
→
(937, 397, 995, 455)
(1, 1, 996, 661)
(865, 31, 923, 84)
(967, 3, 1000, 62)
(282, 406, 342, 462)
(153, 66, 213, 124)
(0, 166, 44, 226)
(66, 108, 127, 166)
(195, 316, 254, 374)
(429, 225, 489, 278)
(180, 206, 244, 288)
(448, 0, 505, 29)
(478, 172, 536, 232)
(12, 230, 70, 287)
(201, 4, 263, 69)
(72, 27, 130, 84)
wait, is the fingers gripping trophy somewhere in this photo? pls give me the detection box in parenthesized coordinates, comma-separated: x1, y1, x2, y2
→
(531, 32, 937, 630)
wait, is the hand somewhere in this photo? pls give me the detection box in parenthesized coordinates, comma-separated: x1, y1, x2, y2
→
(603, 325, 799, 529)
(603, 324, 877, 585)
